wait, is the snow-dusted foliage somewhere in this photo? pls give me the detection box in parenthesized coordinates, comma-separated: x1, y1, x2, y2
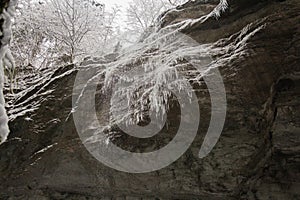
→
(124, 0, 189, 44)
(124, 0, 227, 44)
(0, 0, 17, 144)
(11, 0, 57, 70)
(41, 0, 106, 61)
(74, 0, 230, 130)
(11, 0, 120, 69)
(126, 0, 188, 34)
(73, 0, 268, 138)
(1, 0, 266, 145)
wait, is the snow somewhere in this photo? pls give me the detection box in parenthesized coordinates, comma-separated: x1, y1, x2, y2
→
(0, 0, 17, 144)
(31, 143, 58, 158)
(72, 0, 267, 148)
(0, 0, 263, 147)
(7, 66, 76, 122)
(159, 0, 228, 30)
(73, 14, 219, 128)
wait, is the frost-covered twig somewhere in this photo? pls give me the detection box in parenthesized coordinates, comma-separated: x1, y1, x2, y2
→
(0, 0, 17, 144)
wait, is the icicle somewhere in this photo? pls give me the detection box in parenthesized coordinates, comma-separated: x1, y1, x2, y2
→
(0, 0, 17, 144)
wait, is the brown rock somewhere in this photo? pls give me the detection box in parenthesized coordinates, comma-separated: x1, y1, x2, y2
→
(0, 0, 299, 199)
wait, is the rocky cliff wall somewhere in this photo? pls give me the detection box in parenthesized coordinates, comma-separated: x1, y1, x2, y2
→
(0, 0, 299, 199)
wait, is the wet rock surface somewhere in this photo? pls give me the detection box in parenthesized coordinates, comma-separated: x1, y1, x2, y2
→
(0, 0, 300, 199)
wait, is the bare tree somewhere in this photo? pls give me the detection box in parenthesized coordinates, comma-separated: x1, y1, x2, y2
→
(81, 5, 121, 55)
(125, 0, 188, 40)
(44, 0, 105, 62)
(12, 0, 49, 69)
(126, 0, 167, 34)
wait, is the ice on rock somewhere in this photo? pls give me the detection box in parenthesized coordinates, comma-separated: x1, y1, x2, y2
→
(0, 0, 17, 144)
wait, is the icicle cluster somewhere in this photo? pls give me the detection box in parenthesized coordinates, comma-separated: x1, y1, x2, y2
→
(106, 0, 229, 126)
(73, 0, 231, 129)
(0, 0, 17, 144)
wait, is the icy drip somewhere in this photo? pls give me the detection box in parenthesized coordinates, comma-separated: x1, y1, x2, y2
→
(0, 0, 17, 144)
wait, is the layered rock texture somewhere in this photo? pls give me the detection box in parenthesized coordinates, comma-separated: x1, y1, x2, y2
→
(0, 0, 300, 199)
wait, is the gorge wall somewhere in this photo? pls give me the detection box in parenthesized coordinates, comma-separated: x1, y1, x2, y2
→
(0, 0, 300, 199)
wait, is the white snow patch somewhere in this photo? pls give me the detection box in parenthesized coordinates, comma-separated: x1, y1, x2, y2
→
(31, 143, 58, 158)
(0, 0, 17, 144)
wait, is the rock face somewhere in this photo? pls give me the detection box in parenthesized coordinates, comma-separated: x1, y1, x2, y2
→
(0, 0, 300, 199)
